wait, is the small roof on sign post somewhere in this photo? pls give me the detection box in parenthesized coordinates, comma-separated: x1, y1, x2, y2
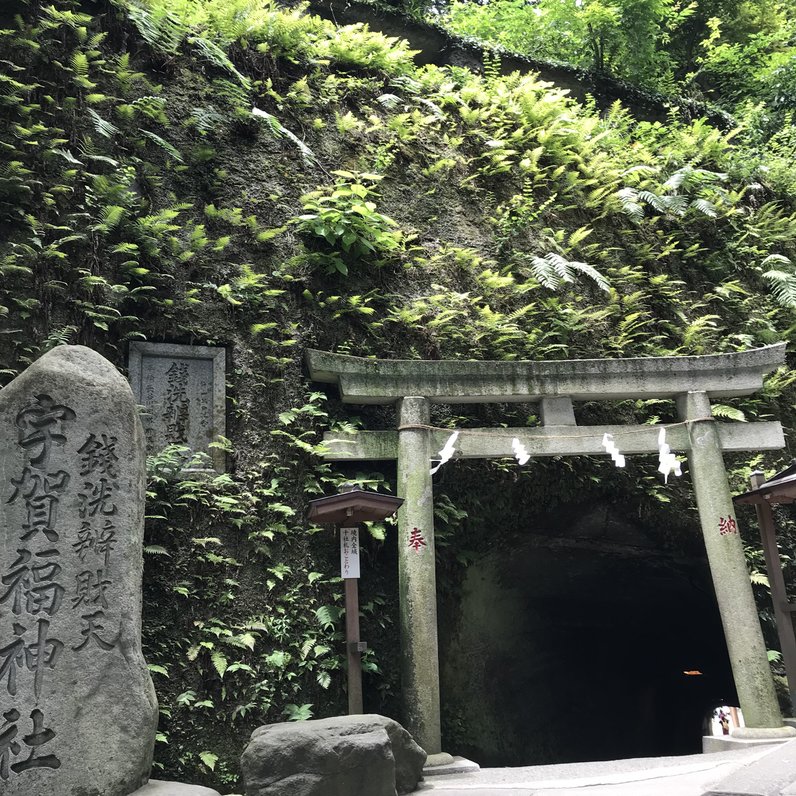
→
(307, 486, 404, 524)
(734, 461, 796, 505)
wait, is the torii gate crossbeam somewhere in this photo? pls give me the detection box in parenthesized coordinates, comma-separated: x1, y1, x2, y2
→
(306, 344, 796, 754)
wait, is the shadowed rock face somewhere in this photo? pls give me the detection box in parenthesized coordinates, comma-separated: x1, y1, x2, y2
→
(0, 346, 158, 796)
(439, 505, 736, 767)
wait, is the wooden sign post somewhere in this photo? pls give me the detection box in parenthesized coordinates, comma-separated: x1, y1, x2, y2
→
(341, 526, 366, 714)
(307, 487, 403, 715)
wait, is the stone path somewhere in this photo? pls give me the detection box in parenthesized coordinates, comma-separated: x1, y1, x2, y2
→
(138, 739, 796, 796)
(418, 744, 790, 796)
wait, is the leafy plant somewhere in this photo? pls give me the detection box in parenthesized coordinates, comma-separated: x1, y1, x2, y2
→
(761, 254, 796, 309)
(292, 171, 404, 275)
(526, 252, 610, 292)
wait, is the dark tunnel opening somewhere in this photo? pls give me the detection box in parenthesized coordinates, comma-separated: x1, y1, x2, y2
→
(438, 521, 737, 766)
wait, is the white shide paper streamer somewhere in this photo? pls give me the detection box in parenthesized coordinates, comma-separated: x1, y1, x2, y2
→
(657, 427, 682, 483)
(601, 433, 626, 468)
(430, 431, 460, 475)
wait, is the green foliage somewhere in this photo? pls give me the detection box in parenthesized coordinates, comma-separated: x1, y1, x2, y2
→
(527, 253, 610, 292)
(292, 172, 404, 275)
(444, 0, 691, 86)
(313, 24, 419, 74)
(282, 703, 314, 720)
(137, 0, 417, 72)
(142, 424, 357, 784)
(251, 107, 318, 167)
(442, 0, 796, 121)
(761, 254, 796, 309)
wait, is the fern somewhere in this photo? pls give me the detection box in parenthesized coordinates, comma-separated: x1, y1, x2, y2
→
(529, 252, 609, 292)
(92, 204, 127, 232)
(251, 107, 318, 167)
(144, 545, 171, 555)
(620, 164, 659, 179)
(617, 186, 716, 220)
(616, 187, 644, 222)
(662, 165, 727, 192)
(377, 93, 402, 110)
(141, 130, 184, 162)
(649, 193, 688, 216)
(762, 253, 792, 268)
(51, 148, 83, 165)
(750, 571, 770, 588)
(131, 95, 169, 123)
(189, 105, 225, 134)
(42, 5, 94, 28)
(418, 97, 445, 119)
(761, 254, 796, 308)
(41, 325, 79, 351)
(691, 197, 718, 218)
(71, 51, 89, 76)
(210, 649, 228, 677)
(317, 671, 331, 689)
(637, 189, 668, 213)
(664, 195, 690, 216)
(712, 404, 746, 421)
(124, 2, 187, 55)
(282, 703, 314, 721)
(680, 313, 722, 351)
(566, 225, 593, 249)
(87, 108, 118, 138)
(211, 77, 251, 111)
(763, 269, 796, 308)
(188, 35, 251, 91)
(315, 605, 343, 630)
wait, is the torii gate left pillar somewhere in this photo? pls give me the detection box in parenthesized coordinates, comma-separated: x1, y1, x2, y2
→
(396, 396, 441, 753)
(307, 345, 795, 753)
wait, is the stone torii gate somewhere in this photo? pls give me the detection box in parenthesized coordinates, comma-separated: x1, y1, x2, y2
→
(306, 344, 796, 754)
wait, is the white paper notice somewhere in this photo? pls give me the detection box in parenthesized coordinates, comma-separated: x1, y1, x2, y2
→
(340, 526, 360, 579)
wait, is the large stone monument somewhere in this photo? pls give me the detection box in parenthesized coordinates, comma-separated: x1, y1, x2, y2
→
(0, 346, 158, 796)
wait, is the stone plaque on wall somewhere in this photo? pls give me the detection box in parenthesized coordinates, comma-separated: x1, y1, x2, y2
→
(128, 343, 226, 473)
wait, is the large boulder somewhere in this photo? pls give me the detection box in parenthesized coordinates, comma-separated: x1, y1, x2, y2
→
(241, 714, 427, 796)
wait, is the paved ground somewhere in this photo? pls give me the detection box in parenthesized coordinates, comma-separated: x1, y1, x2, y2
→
(417, 746, 778, 796)
(148, 739, 796, 796)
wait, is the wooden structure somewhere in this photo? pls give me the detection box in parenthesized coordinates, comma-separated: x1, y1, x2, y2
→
(735, 463, 796, 712)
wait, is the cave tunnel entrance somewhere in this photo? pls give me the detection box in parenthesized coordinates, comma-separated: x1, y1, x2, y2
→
(437, 503, 738, 767)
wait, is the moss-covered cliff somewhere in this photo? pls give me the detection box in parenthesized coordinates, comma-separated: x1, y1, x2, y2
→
(2, 0, 796, 789)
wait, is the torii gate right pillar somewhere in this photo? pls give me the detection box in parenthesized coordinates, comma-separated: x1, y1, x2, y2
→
(678, 391, 785, 731)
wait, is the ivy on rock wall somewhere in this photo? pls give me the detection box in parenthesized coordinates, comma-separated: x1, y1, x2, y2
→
(2, 0, 796, 789)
